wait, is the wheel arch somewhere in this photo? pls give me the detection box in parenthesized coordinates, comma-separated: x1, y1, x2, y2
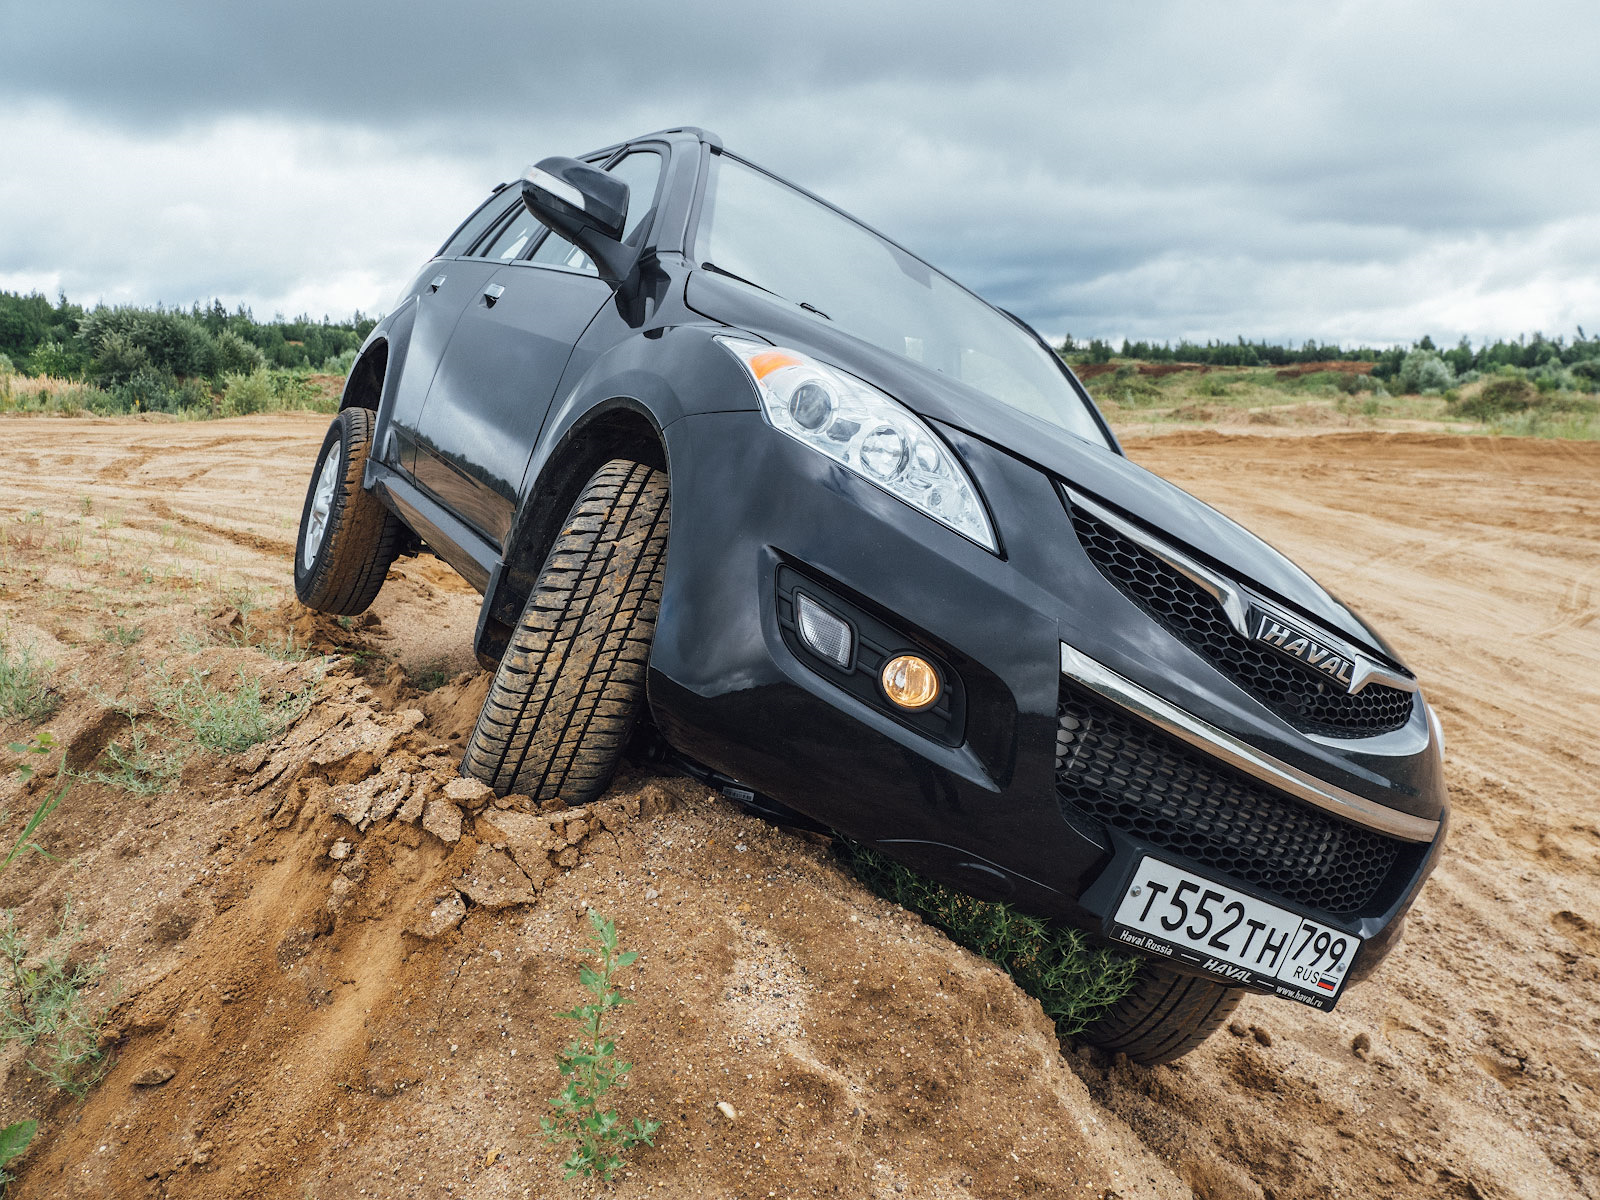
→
(338, 336, 389, 412)
(473, 398, 669, 667)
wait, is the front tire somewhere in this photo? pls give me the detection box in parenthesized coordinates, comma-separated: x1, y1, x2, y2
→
(462, 459, 670, 806)
(294, 408, 403, 615)
(1077, 961, 1243, 1064)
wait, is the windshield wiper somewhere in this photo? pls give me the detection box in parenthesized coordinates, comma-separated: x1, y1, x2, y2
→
(700, 261, 779, 298)
(700, 262, 830, 321)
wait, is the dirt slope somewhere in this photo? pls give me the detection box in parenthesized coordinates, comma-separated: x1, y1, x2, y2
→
(0, 415, 1595, 1199)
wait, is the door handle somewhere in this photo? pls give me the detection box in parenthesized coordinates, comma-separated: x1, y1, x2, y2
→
(428, 274, 447, 293)
(483, 283, 506, 307)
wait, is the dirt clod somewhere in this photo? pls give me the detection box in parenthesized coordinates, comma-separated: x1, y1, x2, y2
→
(420, 798, 463, 844)
(406, 892, 467, 940)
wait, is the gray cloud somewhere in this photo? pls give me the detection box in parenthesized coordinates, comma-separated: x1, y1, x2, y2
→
(2, 0, 1597, 342)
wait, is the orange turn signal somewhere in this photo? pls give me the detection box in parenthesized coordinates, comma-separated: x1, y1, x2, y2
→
(880, 654, 940, 711)
(748, 350, 802, 380)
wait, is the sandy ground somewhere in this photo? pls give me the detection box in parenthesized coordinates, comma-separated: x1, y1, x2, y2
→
(0, 413, 1594, 1199)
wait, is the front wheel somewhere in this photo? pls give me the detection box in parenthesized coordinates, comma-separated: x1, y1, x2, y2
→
(461, 459, 670, 806)
(294, 407, 404, 615)
(1076, 960, 1243, 1064)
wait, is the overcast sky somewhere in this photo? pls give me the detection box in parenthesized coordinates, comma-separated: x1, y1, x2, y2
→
(2, 0, 1597, 346)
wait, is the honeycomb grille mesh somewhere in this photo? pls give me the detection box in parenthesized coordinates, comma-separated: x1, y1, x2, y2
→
(1068, 506, 1414, 738)
(1055, 683, 1400, 915)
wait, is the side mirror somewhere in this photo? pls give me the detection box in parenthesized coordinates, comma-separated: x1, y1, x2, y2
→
(520, 156, 635, 286)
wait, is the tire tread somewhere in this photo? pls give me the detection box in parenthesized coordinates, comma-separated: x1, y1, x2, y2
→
(294, 408, 403, 615)
(1078, 961, 1244, 1064)
(461, 460, 670, 805)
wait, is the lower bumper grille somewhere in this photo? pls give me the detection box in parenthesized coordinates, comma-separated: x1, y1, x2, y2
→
(1055, 682, 1401, 916)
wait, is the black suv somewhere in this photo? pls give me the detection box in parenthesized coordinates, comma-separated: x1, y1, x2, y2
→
(294, 126, 1447, 1063)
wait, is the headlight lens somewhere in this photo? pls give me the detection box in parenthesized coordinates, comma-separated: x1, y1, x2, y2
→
(717, 337, 997, 551)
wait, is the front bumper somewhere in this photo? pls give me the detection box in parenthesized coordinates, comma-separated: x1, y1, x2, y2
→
(646, 410, 1448, 977)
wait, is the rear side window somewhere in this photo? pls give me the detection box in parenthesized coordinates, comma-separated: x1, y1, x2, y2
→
(438, 189, 516, 258)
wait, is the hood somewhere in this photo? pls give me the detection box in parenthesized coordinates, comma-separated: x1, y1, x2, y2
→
(686, 270, 1407, 666)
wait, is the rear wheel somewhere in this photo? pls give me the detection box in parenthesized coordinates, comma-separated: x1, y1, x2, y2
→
(462, 459, 670, 806)
(1077, 961, 1243, 1064)
(294, 408, 404, 615)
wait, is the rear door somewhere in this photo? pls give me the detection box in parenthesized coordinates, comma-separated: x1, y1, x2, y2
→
(383, 189, 521, 469)
(410, 148, 667, 546)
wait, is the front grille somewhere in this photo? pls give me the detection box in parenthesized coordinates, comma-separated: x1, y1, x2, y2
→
(1068, 505, 1414, 738)
(1056, 683, 1401, 915)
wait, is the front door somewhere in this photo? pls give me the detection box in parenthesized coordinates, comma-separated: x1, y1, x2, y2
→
(410, 149, 667, 547)
(410, 260, 613, 544)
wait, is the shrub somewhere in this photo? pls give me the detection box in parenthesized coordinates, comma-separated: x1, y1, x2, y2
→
(112, 367, 184, 413)
(1532, 363, 1576, 393)
(1396, 350, 1454, 394)
(215, 329, 266, 376)
(1095, 364, 1163, 407)
(1453, 375, 1536, 420)
(843, 843, 1139, 1037)
(221, 371, 275, 416)
(319, 348, 358, 375)
(89, 332, 150, 387)
(78, 307, 217, 380)
(25, 341, 82, 379)
(542, 911, 660, 1181)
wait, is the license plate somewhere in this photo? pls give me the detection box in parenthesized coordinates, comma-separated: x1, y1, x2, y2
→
(1107, 856, 1362, 1011)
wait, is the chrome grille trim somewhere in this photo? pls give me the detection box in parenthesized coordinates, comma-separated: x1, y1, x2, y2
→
(1059, 641, 1439, 843)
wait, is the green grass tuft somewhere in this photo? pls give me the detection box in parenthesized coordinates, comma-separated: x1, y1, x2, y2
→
(842, 843, 1139, 1037)
(154, 668, 316, 753)
(0, 643, 59, 725)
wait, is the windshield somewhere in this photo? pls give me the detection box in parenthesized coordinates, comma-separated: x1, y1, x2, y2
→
(693, 153, 1109, 447)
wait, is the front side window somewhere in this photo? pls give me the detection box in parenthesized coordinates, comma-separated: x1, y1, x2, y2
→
(480, 206, 544, 262)
(530, 149, 665, 275)
(693, 155, 1108, 447)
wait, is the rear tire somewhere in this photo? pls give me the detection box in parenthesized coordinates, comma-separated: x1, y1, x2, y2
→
(461, 459, 670, 806)
(294, 408, 404, 615)
(1077, 961, 1243, 1064)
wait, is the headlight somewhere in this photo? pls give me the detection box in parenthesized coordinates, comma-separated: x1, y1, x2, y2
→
(717, 337, 997, 552)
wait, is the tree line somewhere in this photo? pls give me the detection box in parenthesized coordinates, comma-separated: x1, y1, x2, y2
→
(0, 290, 376, 384)
(1058, 331, 1600, 379)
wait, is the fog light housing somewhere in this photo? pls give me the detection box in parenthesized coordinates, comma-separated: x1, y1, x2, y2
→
(880, 654, 940, 711)
(795, 593, 853, 669)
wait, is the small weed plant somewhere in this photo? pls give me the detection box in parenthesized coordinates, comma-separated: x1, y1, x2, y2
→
(100, 624, 144, 648)
(542, 910, 660, 1181)
(2, 734, 109, 1188)
(0, 644, 59, 724)
(409, 663, 451, 692)
(0, 902, 108, 1097)
(154, 667, 316, 752)
(3, 735, 64, 870)
(843, 843, 1140, 1037)
(0, 1118, 36, 1191)
(82, 721, 184, 797)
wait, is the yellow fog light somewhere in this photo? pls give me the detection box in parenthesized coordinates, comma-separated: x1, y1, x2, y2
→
(880, 654, 941, 711)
